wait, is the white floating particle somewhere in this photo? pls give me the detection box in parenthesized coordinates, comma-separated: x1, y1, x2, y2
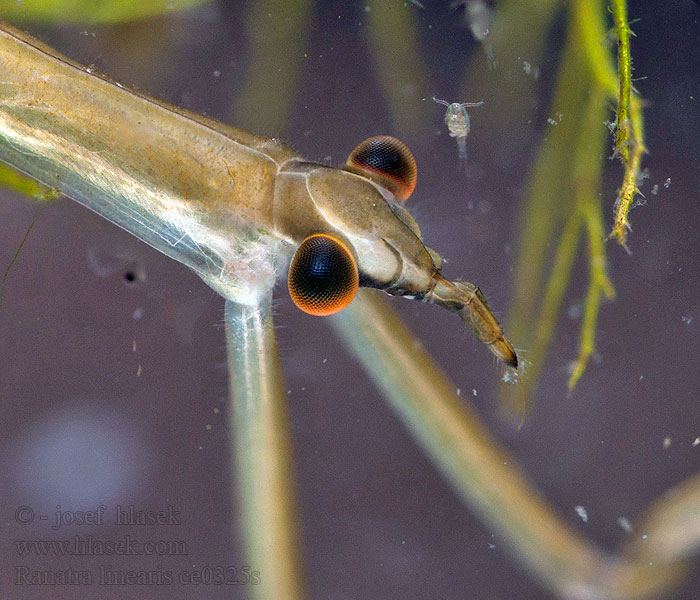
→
(682, 315, 693, 325)
(456, 388, 461, 396)
(663, 436, 672, 449)
(547, 118, 558, 126)
(693, 438, 700, 447)
(664, 178, 671, 188)
(567, 303, 582, 319)
(213, 70, 221, 78)
(574, 506, 588, 523)
(651, 184, 659, 195)
(618, 516, 633, 532)
(132, 307, 145, 321)
(521, 59, 540, 79)
(472, 389, 477, 397)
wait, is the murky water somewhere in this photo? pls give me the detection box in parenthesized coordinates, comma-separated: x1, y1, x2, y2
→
(1, 1, 699, 598)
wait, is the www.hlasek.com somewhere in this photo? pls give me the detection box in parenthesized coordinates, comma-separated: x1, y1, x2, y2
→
(15, 535, 187, 557)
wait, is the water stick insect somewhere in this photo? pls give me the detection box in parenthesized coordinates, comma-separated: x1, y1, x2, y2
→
(0, 24, 518, 373)
(0, 22, 521, 598)
(432, 96, 484, 175)
(6, 15, 688, 600)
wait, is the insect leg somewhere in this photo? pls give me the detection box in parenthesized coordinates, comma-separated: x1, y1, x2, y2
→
(427, 274, 518, 369)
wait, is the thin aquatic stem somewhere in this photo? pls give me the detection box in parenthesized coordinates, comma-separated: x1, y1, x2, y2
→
(505, 1, 627, 402)
(233, 0, 314, 136)
(610, 127, 645, 249)
(224, 298, 306, 600)
(611, 0, 646, 248)
(568, 197, 616, 390)
(567, 83, 615, 390)
(367, 0, 430, 138)
(575, 0, 646, 249)
(505, 21, 590, 349)
(524, 206, 583, 393)
(0, 204, 44, 312)
(611, 0, 633, 163)
(499, 15, 593, 414)
(573, 0, 617, 95)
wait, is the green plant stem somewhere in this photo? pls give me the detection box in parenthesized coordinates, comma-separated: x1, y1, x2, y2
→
(525, 207, 583, 392)
(576, 0, 646, 249)
(505, 1, 623, 402)
(506, 18, 589, 350)
(367, 0, 430, 138)
(567, 83, 615, 390)
(612, 0, 632, 163)
(500, 14, 593, 413)
(569, 199, 615, 390)
(612, 0, 645, 248)
(610, 130, 645, 249)
(233, 0, 313, 136)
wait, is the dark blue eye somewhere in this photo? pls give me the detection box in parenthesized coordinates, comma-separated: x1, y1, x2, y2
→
(288, 234, 359, 316)
(345, 136, 417, 201)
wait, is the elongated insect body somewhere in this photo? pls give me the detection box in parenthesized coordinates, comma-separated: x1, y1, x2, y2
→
(0, 24, 299, 304)
(0, 23, 518, 370)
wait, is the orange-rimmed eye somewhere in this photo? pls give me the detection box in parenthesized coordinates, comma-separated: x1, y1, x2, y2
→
(288, 234, 359, 316)
(345, 135, 417, 201)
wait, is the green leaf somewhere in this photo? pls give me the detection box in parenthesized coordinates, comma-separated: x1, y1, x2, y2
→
(0, 0, 213, 24)
(0, 163, 59, 202)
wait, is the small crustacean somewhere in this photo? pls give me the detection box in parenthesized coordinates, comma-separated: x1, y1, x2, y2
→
(451, 0, 496, 68)
(432, 96, 484, 174)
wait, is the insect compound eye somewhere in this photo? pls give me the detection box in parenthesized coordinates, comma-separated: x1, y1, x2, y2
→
(345, 135, 417, 201)
(288, 234, 359, 316)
